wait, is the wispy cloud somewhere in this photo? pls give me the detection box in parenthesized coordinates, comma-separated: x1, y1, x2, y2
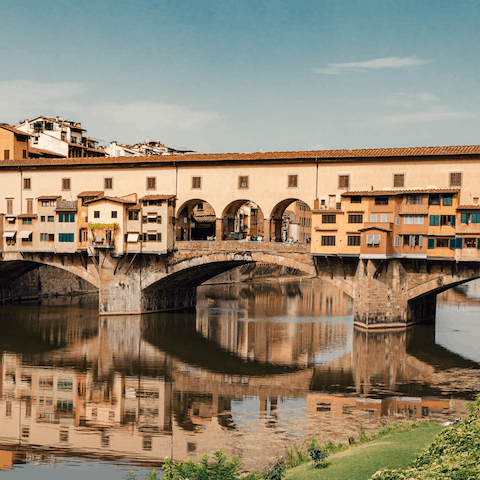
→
(315, 56, 431, 75)
(308, 142, 327, 151)
(382, 92, 438, 107)
(382, 111, 477, 125)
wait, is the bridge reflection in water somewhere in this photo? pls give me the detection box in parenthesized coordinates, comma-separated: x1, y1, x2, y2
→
(0, 279, 479, 473)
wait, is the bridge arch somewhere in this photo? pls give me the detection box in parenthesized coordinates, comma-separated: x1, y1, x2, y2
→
(0, 257, 100, 293)
(269, 198, 312, 244)
(220, 199, 266, 241)
(408, 274, 480, 302)
(176, 198, 217, 241)
(141, 251, 316, 292)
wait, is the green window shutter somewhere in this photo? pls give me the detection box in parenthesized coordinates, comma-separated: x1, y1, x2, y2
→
(461, 213, 469, 223)
(456, 237, 463, 249)
(452, 215, 456, 226)
(428, 238, 435, 249)
(477, 238, 480, 249)
(429, 215, 439, 226)
(442, 196, 452, 206)
(449, 238, 456, 249)
(70, 213, 75, 222)
(472, 213, 480, 224)
(68, 233, 74, 242)
(59, 233, 64, 242)
(59, 214, 64, 223)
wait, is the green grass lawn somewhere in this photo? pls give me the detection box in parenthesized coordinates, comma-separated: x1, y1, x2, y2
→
(285, 424, 444, 480)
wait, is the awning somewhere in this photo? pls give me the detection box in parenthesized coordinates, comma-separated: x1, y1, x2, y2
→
(147, 215, 157, 219)
(2, 231, 16, 238)
(18, 231, 32, 239)
(127, 233, 139, 242)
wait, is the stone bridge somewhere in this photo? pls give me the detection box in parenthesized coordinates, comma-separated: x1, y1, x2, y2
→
(3, 242, 480, 328)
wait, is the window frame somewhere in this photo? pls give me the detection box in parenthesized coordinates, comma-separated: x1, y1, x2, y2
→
(338, 174, 350, 189)
(393, 173, 405, 188)
(62, 178, 71, 191)
(450, 172, 462, 187)
(192, 176, 202, 189)
(146, 177, 156, 190)
(104, 177, 113, 190)
(23, 178, 31, 190)
(238, 176, 249, 189)
(287, 174, 298, 188)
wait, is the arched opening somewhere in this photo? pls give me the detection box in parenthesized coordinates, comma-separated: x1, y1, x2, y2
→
(176, 199, 217, 241)
(270, 198, 312, 243)
(221, 200, 265, 241)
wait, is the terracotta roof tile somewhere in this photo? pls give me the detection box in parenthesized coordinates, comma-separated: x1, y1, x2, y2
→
(457, 205, 480, 210)
(342, 188, 460, 197)
(0, 124, 31, 137)
(86, 196, 136, 205)
(37, 195, 61, 200)
(17, 214, 37, 218)
(29, 147, 66, 158)
(77, 191, 104, 197)
(139, 195, 176, 201)
(1, 145, 480, 169)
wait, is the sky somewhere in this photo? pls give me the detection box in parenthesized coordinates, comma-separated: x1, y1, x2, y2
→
(1, 0, 479, 153)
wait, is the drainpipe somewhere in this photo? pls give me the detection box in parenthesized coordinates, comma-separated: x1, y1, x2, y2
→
(18, 167, 23, 214)
(315, 157, 319, 201)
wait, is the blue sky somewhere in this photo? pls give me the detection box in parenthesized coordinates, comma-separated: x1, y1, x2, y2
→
(1, 0, 479, 153)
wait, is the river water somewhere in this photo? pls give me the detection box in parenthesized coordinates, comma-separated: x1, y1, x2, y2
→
(0, 278, 479, 478)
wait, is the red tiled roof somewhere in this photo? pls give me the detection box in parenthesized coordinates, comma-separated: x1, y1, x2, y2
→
(0, 124, 31, 137)
(139, 195, 176, 201)
(127, 204, 141, 211)
(29, 147, 66, 158)
(77, 191, 104, 197)
(86, 196, 136, 205)
(358, 226, 392, 232)
(342, 188, 460, 197)
(0, 145, 480, 168)
(457, 205, 480, 210)
(37, 195, 61, 200)
(17, 214, 37, 218)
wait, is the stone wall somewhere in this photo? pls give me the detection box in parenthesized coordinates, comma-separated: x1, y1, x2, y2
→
(0, 265, 97, 303)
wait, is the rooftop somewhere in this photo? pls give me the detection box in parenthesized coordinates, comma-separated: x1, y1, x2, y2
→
(1, 144, 480, 169)
(342, 188, 460, 197)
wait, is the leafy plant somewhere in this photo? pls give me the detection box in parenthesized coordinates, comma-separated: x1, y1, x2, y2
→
(308, 443, 327, 468)
(261, 458, 286, 480)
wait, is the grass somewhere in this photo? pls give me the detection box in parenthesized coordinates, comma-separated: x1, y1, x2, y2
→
(284, 423, 444, 480)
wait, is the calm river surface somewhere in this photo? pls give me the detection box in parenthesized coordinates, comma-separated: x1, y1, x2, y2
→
(0, 278, 479, 478)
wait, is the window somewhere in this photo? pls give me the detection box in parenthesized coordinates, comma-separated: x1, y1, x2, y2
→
(428, 238, 435, 249)
(197, 202, 204, 211)
(4, 149, 10, 160)
(59, 213, 75, 222)
(59, 233, 74, 242)
(407, 194, 423, 205)
(350, 196, 362, 203)
(21, 232, 32, 242)
(465, 238, 476, 248)
(428, 194, 440, 205)
(6, 199, 13, 214)
(147, 177, 156, 190)
(27, 198, 33, 213)
(322, 214, 336, 223)
(94, 211, 100, 219)
(414, 216, 424, 224)
(443, 195, 453, 206)
(128, 211, 139, 220)
(366, 234, 381, 245)
(450, 172, 462, 187)
(23, 178, 31, 189)
(23, 149, 27, 159)
(380, 214, 388, 223)
(41, 200, 56, 207)
(62, 178, 71, 191)
(104, 178, 113, 189)
(393, 174, 405, 187)
(238, 176, 249, 188)
(430, 215, 439, 226)
(375, 197, 388, 205)
(348, 214, 363, 223)
(288, 175, 298, 187)
(192, 176, 201, 189)
(147, 233, 157, 242)
(41, 215, 45, 222)
(394, 236, 400, 247)
(395, 217, 400, 225)
(370, 214, 378, 222)
(22, 218, 32, 225)
(321, 235, 335, 246)
(48, 234, 54, 241)
(338, 175, 349, 189)
(440, 215, 455, 226)
(347, 236, 360, 246)
(437, 238, 448, 247)
(111, 211, 117, 218)
(142, 437, 152, 451)
(40, 233, 47, 242)
(157, 215, 162, 224)
(472, 213, 480, 223)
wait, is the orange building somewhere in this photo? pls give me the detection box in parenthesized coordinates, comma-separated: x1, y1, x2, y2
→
(0, 124, 30, 160)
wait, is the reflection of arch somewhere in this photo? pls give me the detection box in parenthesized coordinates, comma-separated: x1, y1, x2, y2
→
(270, 198, 312, 243)
(176, 199, 217, 241)
(221, 199, 265, 240)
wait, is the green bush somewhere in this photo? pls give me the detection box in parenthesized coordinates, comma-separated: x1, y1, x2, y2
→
(370, 395, 480, 480)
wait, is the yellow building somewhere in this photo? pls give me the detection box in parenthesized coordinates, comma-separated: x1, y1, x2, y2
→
(0, 124, 30, 160)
